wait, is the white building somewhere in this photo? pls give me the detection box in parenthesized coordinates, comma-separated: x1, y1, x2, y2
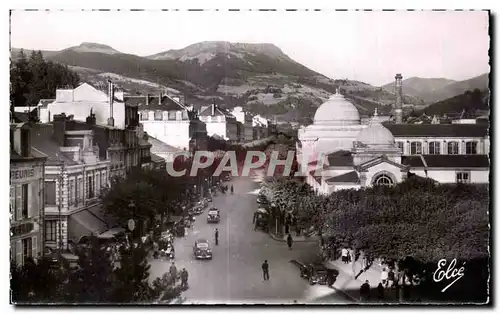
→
(298, 90, 490, 194)
(148, 136, 184, 163)
(31, 121, 115, 251)
(252, 114, 269, 140)
(134, 94, 207, 151)
(199, 104, 238, 142)
(231, 106, 254, 142)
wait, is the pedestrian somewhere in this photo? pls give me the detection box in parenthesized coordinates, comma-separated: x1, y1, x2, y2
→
(231, 185, 234, 194)
(180, 268, 189, 289)
(381, 268, 389, 287)
(341, 248, 349, 264)
(287, 233, 293, 250)
(215, 228, 219, 246)
(262, 260, 270, 280)
(169, 262, 178, 284)
(360, 280, 370, 301)
(388, 268, 395, 288)
(377, 282, 385, 300)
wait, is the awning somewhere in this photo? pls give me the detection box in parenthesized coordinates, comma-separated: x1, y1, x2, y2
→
(87, 204, 119, 229)
(98, 227, 126, 239)
(68, 210, 109, 243)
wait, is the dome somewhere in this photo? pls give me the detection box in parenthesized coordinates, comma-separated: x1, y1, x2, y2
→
(356, 109, 395, 147)
(313, 90, 360, 126)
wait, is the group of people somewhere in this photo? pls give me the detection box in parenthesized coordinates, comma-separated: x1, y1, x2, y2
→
(169, 262, 189, 289)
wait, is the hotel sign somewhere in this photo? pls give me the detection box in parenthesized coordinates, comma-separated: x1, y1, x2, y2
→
(10, 168, 36, 181)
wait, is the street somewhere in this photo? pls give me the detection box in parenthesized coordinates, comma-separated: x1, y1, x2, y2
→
(149, 171, 352, 304)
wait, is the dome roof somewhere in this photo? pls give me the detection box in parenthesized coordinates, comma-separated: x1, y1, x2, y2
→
(356, 109, 395, 147)
(313, 90, 360, 126)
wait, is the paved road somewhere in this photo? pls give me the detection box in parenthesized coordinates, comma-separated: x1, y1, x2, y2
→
(149, 172, 351, 304)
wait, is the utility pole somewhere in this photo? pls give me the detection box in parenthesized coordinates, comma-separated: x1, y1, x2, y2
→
(57, 159, 66, 254)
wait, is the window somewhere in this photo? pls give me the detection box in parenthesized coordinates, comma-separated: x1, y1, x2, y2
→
(45, 181, 56, 205)
(10, 186, 15, 219)
(456, 172, 470, 184)
(168, 111, 176, 120)
(428, 141, 441, 155)
(88, 176, 94, 199)
(374, 174, 394, 187)
(396, 142, 404, 152)
(68, 179, 75, 206)
(22, 238, 32, 264)
(176, 111, 182, 120)
(21, 129, 30, 157)
(466, 141, 477, 154)
(410, 142, 422, 155)
(448, 141, 459, 155)
(96, 173, 101, 195)
(22, 184, 28, 219)
(154, 111, 163, 121)
(140, 111, 149, 120)
(182, 110, 188, 120)
(45, 221, 57, 242)
(78, 178, 84, 203)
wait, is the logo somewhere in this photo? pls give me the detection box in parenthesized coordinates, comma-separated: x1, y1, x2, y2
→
(433, 258, 466, 292)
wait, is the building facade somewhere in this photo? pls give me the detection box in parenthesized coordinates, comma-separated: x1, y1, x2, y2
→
(10, 123, 47, 266)
(231, 106, 254, 142)
(133, 94, 208, 151)
(199, 104, 238, 142)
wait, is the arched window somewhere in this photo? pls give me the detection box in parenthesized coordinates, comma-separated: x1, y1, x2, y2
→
(374, 174, 394, 187)
(448, 141, 459, 155)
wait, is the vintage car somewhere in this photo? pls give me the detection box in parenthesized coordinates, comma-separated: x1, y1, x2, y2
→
(253, 208, 270, 231)
(193, 239, 213, 260)
(291, 260, 338, 285)
(207, 208, 220, 223)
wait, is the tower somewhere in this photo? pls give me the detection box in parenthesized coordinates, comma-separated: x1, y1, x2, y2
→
(395, 73, 403, 124)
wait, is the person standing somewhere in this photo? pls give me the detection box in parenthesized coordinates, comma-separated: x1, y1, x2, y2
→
(169, 262, 178, 285)
(180, 268, 189, 289)
(341, 248, 349, 264)
(262, 260, 270, 281)
(360, 280, 371, 301)
(215, 228, 219, 246)
(287, 234, 293, 250)
(381, 268, 389, 287)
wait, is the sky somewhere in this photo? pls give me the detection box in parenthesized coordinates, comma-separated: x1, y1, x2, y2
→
(10, 10, 490, 86)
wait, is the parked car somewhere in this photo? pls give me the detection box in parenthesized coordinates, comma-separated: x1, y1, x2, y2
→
(193, 239, 213, 260)
(207, 208, 220, 223)
(291, 260, 338, 285)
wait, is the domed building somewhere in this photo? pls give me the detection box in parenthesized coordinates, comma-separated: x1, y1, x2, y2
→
(297, 83, 490, 194)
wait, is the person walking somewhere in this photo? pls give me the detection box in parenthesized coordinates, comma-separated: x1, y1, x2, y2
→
(180, 268, 189, 289)
(230, 185, 234, 194)
(377, 282, 385, 300)
(287, 233, 293, 250)
(169, 262, 178, 285)
(388, 268, 395, 288)
(381, 268, 389, 287)
(262, 260, 270, 281)
(341, 248, 349, 264)
(360, 280, 371, 301)
(215, 228, 219, 246)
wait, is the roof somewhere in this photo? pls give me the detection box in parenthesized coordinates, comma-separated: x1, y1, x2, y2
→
(151, 153, 165, 163)
(39, 99, 55, 107)
(402, 155, 490, 169)
(30, 123, 78, 166)
(148, 136, 183, 153)
(325, 171, 360, 184)
(326, 150, 353, 167)
(199, 105, 235, 119)
(384, 123, 489, 138)
(128, 94, 188, 111)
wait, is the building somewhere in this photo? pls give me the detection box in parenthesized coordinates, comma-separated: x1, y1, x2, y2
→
(252, 115, 270, 140)
(133, 94, 208, 151)
(148, 136, 184, 164)
(10, 123, 47, 266)
(30, 117, 118, 252)
(199, 104, 238, 142)
(298, 80, 489, 194)
(231, 106, 254, 142)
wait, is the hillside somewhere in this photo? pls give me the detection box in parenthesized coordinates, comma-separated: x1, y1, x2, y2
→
(11, 41, 415, 123)
(381, 74, 489, 104)
(417, 88, 490, 117)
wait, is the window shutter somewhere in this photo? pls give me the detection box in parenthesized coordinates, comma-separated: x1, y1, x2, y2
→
(27, 183, 33, 218)
(15, 240, 22, 266)
(15, 186, 22, 221)
(32, 236, 37, 260)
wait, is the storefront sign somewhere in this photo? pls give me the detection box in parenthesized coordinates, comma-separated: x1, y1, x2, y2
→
(10, 168, 36, 180)
(11, 222, 34, 237)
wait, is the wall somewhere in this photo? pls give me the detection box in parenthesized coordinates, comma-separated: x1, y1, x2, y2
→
(412, 169, 489, 184)
(10, 159, 45, 266)
(142, 120, 191, 150)
(395, 136, 487, 155)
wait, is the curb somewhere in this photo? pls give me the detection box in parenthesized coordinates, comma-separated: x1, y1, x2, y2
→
(268, 232, 319, 243)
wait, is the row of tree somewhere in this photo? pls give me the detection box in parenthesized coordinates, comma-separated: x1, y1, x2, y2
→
(10, 49, 80, 109)
(11, 238, 179, 304)
(260, 175, 489, 302)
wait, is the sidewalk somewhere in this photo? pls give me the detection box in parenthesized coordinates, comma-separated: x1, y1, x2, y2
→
(324, 257, 400, 303)
(268, 232, 320, 243)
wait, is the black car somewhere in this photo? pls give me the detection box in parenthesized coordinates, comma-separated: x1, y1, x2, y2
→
(291, 260, 338, 285)
(193, 239, 213, 260)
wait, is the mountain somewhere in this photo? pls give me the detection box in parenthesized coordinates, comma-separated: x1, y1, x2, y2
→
(381, 74, 489, 104)
(11, 41, 403, 123)
(417, 89, 489, 117)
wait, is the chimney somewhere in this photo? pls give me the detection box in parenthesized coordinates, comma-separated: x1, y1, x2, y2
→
(211, 104, 215, 116)
(395, 73, 403, 124)
(158, 93, 162, 105)
(108, 80, 115, 126)
(53, 113, 67, 146)
(146, 94, 149, 106)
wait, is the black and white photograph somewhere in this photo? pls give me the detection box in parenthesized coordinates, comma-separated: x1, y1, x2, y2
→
(8, 7, 491, 305)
